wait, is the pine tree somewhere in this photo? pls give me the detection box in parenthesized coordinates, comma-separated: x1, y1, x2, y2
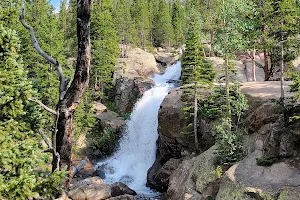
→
(172, 0, 185, 48)
(153, 0, 174, 49)
(131, 0, 151, 50)
(64, 0, 77, 58)
(91, 0, 119, 101)
(0, 24, 66, 200)
(113, 0, 135, 57)
(181, 9, 215, 152)
(148, 0, 160, 46)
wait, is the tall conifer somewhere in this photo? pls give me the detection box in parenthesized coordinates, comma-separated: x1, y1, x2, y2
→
(182, 9, 215, 152)
(91, 0, 119, 100)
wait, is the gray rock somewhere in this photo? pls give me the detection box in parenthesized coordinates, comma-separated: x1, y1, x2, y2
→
(115, 77, 154, 114)
(146, 159, 162, 189)
(95, 110, 125, 134)
(107, 194, 137, 200)
(154, 158, 181, 192)
(166, 146, 217, 200)
(110, 182, 137, 197)
(158, 88, 215, 162)
(68, 181, 111, 200)
(224, 149, 300, 196)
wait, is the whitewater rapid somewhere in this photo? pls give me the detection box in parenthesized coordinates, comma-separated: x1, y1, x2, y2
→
(95, 61, 181, 194)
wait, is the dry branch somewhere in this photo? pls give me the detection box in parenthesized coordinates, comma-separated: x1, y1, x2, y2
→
(39, 129, 52, 149)
(19, 4, 69, 100)
(29, 98, 57, 115)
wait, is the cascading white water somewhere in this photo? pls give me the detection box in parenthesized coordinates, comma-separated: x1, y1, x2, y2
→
(95, 61, 181, 194)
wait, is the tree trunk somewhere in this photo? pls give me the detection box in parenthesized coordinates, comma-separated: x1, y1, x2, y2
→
(262, 25, 269, 81)
(225, 56, 231, 131)
(209, 30, 215, 57)
(263, 49, 269, 81)
(252, 49, 256, 81)
(280, 34, 284, 105)
(52, 0, 92, 171)
(194, 87, 199, 153)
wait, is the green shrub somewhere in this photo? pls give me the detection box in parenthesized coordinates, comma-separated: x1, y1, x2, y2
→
(199, 83, 248, 122)
(256, 156, 278, 166)
(215, 119, 246, 165)
(121, 112, 131, 120)
(87, 127, 118, 157)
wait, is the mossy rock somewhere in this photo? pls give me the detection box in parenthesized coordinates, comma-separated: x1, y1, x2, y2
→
(192, 146, 219, 193)
(278, 188, 300, 200)
(216, 177, 275, 200)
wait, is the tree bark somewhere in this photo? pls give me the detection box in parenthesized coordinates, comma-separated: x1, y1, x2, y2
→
(263, 49, 269, 81)
(209, 30, 215, 57)
(252, 49, 256, 81)
(194, 87, 199, 153)
(52, 0, 92, 172)
(280, 31, 284, 106)
(262, 25, 270, 81)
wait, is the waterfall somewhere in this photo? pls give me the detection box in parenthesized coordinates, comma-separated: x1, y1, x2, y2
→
(95, 61, 181, 194)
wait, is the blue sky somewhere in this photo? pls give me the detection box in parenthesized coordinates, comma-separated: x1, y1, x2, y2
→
(50, 0, 60, 12)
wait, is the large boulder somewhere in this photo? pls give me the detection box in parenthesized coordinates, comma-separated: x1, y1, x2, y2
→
(166, 146, 218, 200)
(115, 77, 154, 114)
(93, 102, 107, 114)
(68, 177, 111, 200)
(113, 46, 158, 114)
(216, 140, 300, 199)
(117, 47, 159, 78)
(110, 182, 137, 197)
(95, 110, 126, 134)
(157, 88, 215, 162)
(158, 89, 194, 161)
(153, 158, 181, 192)
(155, 53, 180, 72)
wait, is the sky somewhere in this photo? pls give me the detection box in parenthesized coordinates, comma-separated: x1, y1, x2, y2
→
(50, 0, 61, 12)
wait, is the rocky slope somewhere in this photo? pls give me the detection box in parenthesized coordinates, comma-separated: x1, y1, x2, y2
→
(114, 46, 181, 114)
(114, 47, 158, 114)
(152, 81, 300, 199)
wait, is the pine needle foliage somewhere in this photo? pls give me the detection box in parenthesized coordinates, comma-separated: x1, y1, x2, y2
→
(91, 0, 119, 101)
(0, 24, 66, 200)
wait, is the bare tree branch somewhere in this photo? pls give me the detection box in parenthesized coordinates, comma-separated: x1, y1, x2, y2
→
(19, 3, 69, 100)
(29, 98, 57, 115)
(39, 129, 52, 149)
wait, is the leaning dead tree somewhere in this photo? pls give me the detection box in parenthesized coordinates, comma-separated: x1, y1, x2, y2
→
(20, 0, 93, 175)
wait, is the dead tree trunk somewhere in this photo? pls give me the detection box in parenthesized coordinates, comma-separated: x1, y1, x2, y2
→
(53, 0, 92, 171)
(20, 0, 93, 174)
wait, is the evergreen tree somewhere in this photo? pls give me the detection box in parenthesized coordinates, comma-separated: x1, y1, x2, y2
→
(148, 0, 160, 46)
(64, 0, 77, 58)
(131, 0, 151, 49)
(0, 24, 65, 200)
(91, 0, 119, 100)
(172, 0, 185, 48)
(181, 9, 215, 152)
(153, 0, 174, 49)
(113, 0, 135, 57)
(21, 1, 70, 133)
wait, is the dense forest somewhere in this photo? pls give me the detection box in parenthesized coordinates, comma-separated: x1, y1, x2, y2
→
(0, 0, 299, 199)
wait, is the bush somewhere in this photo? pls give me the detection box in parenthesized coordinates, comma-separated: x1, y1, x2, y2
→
(215, 119, 246, 165)
(199, 83, 248, 122)
(256, 156, 278, 166)
(87, 127, 118, 157)
(121, 112, 131, 120)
